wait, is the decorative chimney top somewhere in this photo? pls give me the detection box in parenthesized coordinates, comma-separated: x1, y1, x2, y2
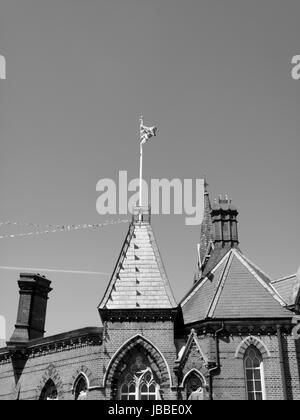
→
(211, 195, 239, 246)
(8, 273, 52, 345)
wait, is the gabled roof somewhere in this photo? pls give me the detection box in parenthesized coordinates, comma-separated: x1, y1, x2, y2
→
(175, 329, 209, 366)
(271, 273, 300, 307)
(181, 248, 292, 325)
(98, 211, 177, 310)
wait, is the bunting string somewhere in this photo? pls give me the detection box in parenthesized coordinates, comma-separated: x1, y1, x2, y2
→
(0, 221, 43, 228)
(0, 218, 130, 239)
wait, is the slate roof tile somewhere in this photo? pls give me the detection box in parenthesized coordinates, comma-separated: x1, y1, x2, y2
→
(181, 248, 292, 324)
(271, 274, 300, 306)
(99, 217, 177, 310)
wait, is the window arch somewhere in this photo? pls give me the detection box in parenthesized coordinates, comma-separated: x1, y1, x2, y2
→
(39, 379, 58, 400)
(120, 378, 136, 400)
(244, 345, 266, 400)
(104, 334, 172, 390)
(183, 370, 204, 400)
(74, 374, 88, 400)
(116, 351, 161, 400)
(119, 366, 159, 400)
(140, 369, 157, 400)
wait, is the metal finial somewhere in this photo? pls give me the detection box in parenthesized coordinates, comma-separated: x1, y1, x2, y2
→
(203, 176, 209, 192)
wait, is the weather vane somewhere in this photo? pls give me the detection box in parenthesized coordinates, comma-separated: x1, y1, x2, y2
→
(139, 115, 157, 207)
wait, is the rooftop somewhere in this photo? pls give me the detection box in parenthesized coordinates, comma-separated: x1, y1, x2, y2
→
(98, 207, 177, 310)
(181, 248, 292, 325)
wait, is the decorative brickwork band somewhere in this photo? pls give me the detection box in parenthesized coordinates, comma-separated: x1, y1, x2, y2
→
(70, 366, 93, 391)
(234, 336, 271, 359)
(35, 364, 64, 400)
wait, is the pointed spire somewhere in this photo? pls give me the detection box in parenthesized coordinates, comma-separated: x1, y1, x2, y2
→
(98, 207, 177, 312)
(198, 179, 213, 273)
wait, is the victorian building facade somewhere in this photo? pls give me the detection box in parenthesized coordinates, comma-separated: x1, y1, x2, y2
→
(0, 188, 300, 400)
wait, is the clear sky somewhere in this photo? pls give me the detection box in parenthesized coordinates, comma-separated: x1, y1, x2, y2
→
(0, 0, 299, 340)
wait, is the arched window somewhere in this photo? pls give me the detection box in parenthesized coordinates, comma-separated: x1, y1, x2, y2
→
(120, 367, 158, 400)
(184, 371, 203, 400)
(139, 369, 157, 400)
(244, 345, 265, 400)
(39, 379, 58, 400)
(118, 354, 160, 400)
(120, 377, 136, 400)
(74, 375, 88, 400)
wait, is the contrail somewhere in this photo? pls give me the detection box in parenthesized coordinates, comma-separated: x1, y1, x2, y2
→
(0, 266, 110, 276)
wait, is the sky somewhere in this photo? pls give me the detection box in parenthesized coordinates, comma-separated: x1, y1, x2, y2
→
(0, 0, 299, 340)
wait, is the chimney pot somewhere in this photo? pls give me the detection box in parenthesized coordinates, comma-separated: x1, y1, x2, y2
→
(8, 273, 52, 344)
(211, 195, 239, 247)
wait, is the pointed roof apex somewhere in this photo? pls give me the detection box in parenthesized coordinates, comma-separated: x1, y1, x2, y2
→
(198, 180, 213, 273)
(204, 177, 209, 193)
(98, 207, 177, 313)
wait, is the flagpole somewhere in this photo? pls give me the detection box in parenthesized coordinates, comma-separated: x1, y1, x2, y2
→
(139, 141, 143, 207)
(138, 114, 156, 214)
(139, 115, 143, 208)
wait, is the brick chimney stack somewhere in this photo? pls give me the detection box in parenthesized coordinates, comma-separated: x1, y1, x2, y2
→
(211, 195, 239, 247)
(9, 273, 52, 344)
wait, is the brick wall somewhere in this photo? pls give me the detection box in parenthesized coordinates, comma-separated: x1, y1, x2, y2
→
(1, 329, 300, 400)
(0, 320, 179, 400)
(102, 320, 178, 400)
(0, 343, 103, 400)
(208, 334, 300, 400)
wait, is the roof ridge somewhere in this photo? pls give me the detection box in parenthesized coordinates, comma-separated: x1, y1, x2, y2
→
(238, 251, 273, 282)
(181, 247, 232, 307)
(272, 273, 297, 284)
(206, 250, 234, 318)
(232, 249, 287, 307)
